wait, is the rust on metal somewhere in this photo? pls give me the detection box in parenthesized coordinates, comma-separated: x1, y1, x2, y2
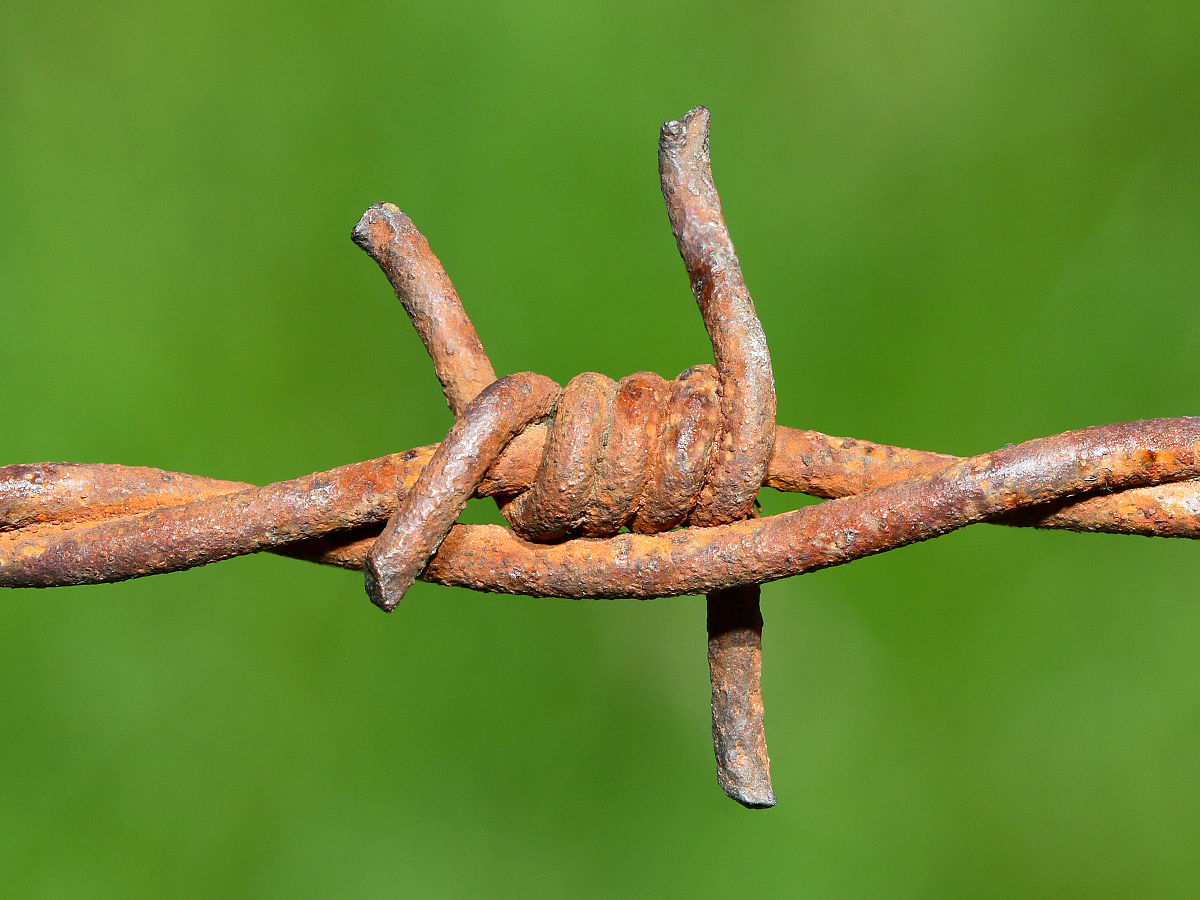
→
(502, 372, 621, 541)
(660, 107, 777, 808)
(364, 372, 560, 611)
(3, 107, 1199, 813)
(352, 202, 497, 416)
(353, 122, 782, 809)
(707, 586, 772, 808)
(659, 106, 776, 526)
(10, 418, 1199, 587)
(627, 366, 719, 535)
(7, 429, 1200, 546)
(576, 371, 668, 537)
(412, 418, 1200, 597)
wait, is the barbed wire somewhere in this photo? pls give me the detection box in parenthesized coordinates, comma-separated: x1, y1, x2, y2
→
(3, 108, 1198, 809)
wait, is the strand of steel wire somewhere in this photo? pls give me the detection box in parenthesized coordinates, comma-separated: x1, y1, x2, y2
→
(6, 421, 1200, 589)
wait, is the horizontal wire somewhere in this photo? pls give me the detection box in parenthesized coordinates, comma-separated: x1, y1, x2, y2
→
(3, 417, 1198, 591)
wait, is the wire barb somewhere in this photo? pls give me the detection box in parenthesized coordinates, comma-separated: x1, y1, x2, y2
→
(660, 106, 777, 808)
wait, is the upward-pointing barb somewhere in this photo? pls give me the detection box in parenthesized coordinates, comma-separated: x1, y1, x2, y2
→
(659, 106, 778, 808)
(352, 202, 497, 417)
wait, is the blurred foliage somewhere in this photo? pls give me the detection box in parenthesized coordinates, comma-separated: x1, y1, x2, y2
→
(3, 1, 1200, 896)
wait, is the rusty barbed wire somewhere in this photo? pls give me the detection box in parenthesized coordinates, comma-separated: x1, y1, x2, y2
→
(3, 108, 1200, 810)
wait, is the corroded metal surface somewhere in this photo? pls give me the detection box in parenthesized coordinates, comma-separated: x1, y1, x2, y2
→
(502, 372, 621, 541)
(707, 586, 772, 808)
(577, 371, 668, 537)
(364, 372, 560, 611)
(353, 109, 782, 808)
(3, 107, 1198, 813)
(412, 418, 1200, 597)
(7, 428, 1200, 544)
(0, 451, 431, 586)
(352, 202, 496, 416)
(660, 107, 777, 808)
(659, 106, 775, 527)
(626, 366, 719, 535)
(0, 462, 247, 530)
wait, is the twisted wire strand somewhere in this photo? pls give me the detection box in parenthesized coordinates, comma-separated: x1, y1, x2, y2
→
(6, 421, 1199, 584)
(5, 417, 1199, 587)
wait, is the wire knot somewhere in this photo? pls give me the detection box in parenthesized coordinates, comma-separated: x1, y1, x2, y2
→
(503, 365, 733, 540)
(358, 106, 779, 807)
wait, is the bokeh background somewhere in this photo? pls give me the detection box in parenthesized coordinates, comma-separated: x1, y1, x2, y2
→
(4, 1, 1200, 896)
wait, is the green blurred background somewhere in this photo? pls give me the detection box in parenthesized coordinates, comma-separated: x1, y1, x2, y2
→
(3, 1, 1200, 896)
